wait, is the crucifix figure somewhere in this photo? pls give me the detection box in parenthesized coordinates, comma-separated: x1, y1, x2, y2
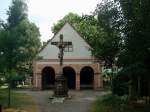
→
(52, 34, 72, 74)
(51, 34, 72, 97)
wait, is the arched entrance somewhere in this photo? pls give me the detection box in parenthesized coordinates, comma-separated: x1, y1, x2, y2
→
(80, 66, 94, 89)
(42, 67, 55, 90)
(63, 67, 76, 89)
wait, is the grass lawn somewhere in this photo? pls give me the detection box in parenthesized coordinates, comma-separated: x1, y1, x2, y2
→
(92, 94, 150, 112)
(0, 89, 38, 112)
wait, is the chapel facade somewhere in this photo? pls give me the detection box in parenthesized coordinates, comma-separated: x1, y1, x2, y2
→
(33, 23, 103, 90)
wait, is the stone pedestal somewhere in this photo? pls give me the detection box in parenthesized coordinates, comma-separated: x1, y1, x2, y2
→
(54, 75, 68, 97)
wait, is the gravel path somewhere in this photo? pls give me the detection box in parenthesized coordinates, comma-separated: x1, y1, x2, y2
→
(17, 90, 109, 112)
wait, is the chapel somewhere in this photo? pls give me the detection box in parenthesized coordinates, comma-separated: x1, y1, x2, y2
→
(33, 23, 103, 90)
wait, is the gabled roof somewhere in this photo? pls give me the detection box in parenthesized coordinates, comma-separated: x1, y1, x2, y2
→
(39, 22, 92, 53)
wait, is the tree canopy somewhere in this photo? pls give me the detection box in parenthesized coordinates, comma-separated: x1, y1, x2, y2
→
(95, 0, 150, 98)
(7, 0, 28, 28)
(94, 0, 122, 67)
(0, 0, 41, 72)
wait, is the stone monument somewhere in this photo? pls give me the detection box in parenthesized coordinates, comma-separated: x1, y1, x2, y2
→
(51, 34, 72, 97)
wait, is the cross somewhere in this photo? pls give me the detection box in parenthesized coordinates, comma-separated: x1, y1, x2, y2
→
(51, 34, 71, 97)
(51, 34, 72, 73)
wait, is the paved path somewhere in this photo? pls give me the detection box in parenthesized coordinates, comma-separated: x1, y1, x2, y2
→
(17, 90, 109, 112)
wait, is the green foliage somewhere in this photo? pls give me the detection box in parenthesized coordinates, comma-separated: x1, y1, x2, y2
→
(0, 0, 41, 72)
(93, 94, 150, 112)
(116, 0, 150, 66)
(94, 0, 122, 67)
(0, 21, 41, 74)
(10, 74, 25, 88)
(52, 13, 82, 34)
(7, 0, 28, 28)
(0, 0, 41, 106)
(112, 70, 129, 96)
(112, 0, 150, 97)
(113, 63, 149, 96)
(10, 19, 41, 63)
(94, 0, 150, 97)
(93, 95, 127, 112)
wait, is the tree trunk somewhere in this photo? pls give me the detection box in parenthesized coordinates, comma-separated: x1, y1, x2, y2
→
(8, 77, 11, 107)
(128, 80, 136, 100)
(148, 82, 150, 103)
(137, 76, 141, 98)
(8, 82, 11, 107)
(7, 72, 11, 107)
(128, 80, 133, 98)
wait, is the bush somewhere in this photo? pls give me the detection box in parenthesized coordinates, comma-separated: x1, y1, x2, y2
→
(112, 70, 129, 96)
(112, 63, 149, 97)
(93, 94, 150, 112)
(93, 95, 128, 112)
(10, 74, 25, 88)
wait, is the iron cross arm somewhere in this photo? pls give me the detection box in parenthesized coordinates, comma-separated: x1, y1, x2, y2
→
(51, 41, 72, 48)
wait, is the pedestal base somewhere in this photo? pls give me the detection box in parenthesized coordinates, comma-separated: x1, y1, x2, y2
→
(54, 75, 68, 97)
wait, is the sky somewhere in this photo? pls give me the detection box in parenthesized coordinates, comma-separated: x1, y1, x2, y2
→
(0, 0, 101, 42)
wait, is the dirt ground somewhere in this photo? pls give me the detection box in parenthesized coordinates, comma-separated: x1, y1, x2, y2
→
(17, 90, 109, 112)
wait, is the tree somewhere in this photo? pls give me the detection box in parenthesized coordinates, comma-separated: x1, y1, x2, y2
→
(52, 13, 82, 34)
(95, 0, 122, 68)
(7, 0, 27, 28)
(116, 0, 150, 66)
(0, 0, 41, 107)
(104, 0, 150, 98)
(0, 21, 7, 73)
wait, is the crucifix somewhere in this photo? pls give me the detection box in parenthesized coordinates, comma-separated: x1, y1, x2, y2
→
(51, 34, 72, 97)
